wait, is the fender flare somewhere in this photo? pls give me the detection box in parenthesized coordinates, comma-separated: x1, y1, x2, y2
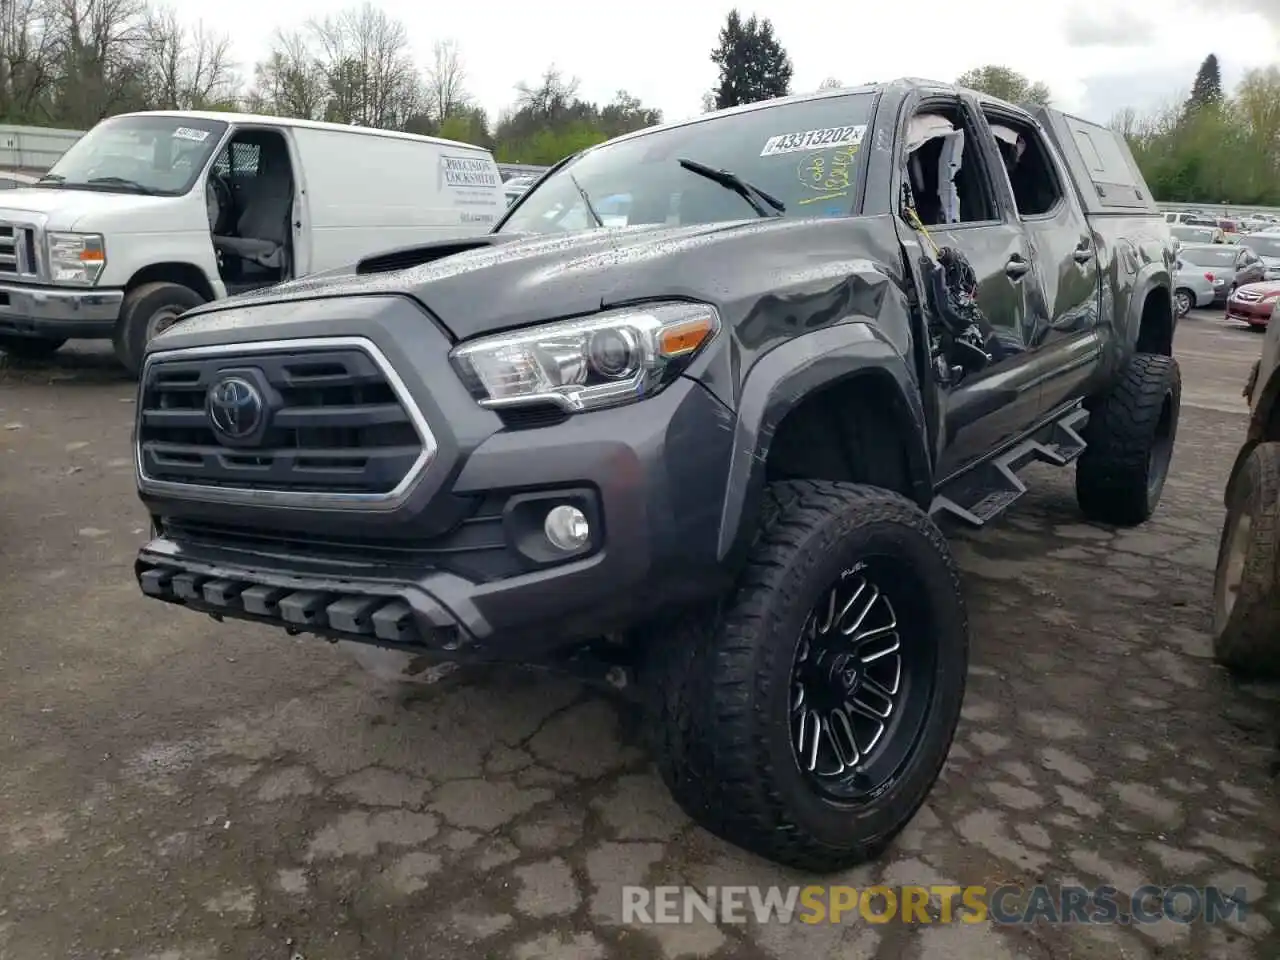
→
(1123, 262, 1173, 351)
(1225, 365, 1280, 507)
(716, 320, 933, 562)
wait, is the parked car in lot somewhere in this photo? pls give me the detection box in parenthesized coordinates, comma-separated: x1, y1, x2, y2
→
(503, 175, 537, 205)
(0, 110, 507, 374)
(1173, 256, 1219, 317)
(130, 77, 1179, 872)
(1176, 242, 1265, 304)
(1225, 281, 1279, 330)
(1214, 297, 1280, 673)
(0, 171, 36, 190)
(1171, 223, 1225, 245)
(1241, 232, 1280, 279)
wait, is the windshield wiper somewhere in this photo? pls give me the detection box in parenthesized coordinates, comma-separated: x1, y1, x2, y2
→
(35, 173, 64, 185)
(569, 172, 603, 227)
(677, 157, 785, 217)
(86, 176, 155, 195)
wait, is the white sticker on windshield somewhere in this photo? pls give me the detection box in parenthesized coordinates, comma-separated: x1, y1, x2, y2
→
(761, 124, 866, 157)
(173, 127, 210, 142)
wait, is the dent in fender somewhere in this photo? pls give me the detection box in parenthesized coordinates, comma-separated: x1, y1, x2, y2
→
(716, 320, 932, 561)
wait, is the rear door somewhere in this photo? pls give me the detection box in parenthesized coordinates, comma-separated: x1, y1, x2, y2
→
(980, 105, 1102, 418)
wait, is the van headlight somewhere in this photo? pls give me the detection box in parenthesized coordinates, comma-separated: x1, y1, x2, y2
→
(47, 232, 105, 285)
(450, 302, 720, 412)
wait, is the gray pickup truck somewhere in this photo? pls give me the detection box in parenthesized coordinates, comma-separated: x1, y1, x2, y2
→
(131, 79, 1179, 871)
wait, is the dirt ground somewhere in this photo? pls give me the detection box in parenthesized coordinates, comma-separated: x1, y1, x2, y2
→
(1, 312, 1278, 960)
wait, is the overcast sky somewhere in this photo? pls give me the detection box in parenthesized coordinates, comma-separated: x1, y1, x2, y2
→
(192, 0, 1279, 125)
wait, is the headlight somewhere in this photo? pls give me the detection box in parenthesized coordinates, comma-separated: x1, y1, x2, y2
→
(450, 302, 720, 412)
(47, 232, 105, 285)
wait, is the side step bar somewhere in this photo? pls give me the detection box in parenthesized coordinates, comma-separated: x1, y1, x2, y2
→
(930, 406, 1089, 528)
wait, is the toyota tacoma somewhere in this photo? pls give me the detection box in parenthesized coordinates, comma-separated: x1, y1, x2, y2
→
(132, 79, 1180, 871)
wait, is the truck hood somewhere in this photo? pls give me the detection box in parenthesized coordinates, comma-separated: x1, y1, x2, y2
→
(184, 217, 904, 341)
(0, 187, 185, 232)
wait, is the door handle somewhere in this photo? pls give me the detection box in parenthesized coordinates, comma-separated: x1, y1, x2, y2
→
(1006, 255, 1030, 279)
(1073, 241, 1093, 264)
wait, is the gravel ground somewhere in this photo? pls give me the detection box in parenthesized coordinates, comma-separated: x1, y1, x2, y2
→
(1, 311, 1277, 960)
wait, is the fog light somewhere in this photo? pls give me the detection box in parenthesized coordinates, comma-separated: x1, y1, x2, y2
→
(544, 505, 589, 551)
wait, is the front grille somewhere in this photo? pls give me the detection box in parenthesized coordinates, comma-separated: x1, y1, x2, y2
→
(1236, 290, 1263, 302)
(0, 221, 39, 279)
(159, 493, 523, 581)
(137, 343, 430, 497)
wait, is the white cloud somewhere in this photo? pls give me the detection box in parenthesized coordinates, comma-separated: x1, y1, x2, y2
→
(182, 0, 1279, 125)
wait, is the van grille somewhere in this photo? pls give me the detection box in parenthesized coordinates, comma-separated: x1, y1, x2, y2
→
(0, 222, 39, 279)
(137, 345, 429, 497)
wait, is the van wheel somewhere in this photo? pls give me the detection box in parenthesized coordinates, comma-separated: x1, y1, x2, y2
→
(1076, 353, 1181, 527)
(0, 334, 66, 360)
(114, 282, 205, 377)
(1213, 443, 1280, 676)
(649, 480, 968, 872)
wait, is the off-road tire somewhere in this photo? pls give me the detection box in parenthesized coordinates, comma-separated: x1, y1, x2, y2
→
(1212, 442, 1280, 676)
(1076, 353, 1181, 526)
(0, 334, 66, 360)
(1173, 289, 1193, 318)
(113, 282, 205, 377)
(648, 480, 968, 872)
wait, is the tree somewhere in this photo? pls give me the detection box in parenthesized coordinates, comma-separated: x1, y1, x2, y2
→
(425, 38, 467, 123)
(598, 89, 660, 136)
(956, 65, 1051, 106)
(308, 3, 421, 128)
(1187, 53, 1223, 113)
(248, 29, 326, 119)
(141, 7, 236, 110)
(710, 8, 792, 109)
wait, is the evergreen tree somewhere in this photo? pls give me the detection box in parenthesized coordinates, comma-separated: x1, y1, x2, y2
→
(710, 9, 793, 109)
(1187, 54, 1224, 112)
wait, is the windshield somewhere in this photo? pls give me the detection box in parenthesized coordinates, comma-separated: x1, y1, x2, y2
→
(1181, 247, 1236, 267)
(1246, 236, 1280, 258)
(499, 92, 876, 235)
(41, 115, 228, 196)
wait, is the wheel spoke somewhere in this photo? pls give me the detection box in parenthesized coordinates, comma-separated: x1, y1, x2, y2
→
(829, 709, 860, 769)
(814, 588, 838, 635)
(805, 709, 822, 772)
(838, 581, 879, 637)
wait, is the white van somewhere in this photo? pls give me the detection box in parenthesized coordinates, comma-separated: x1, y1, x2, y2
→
(0, 111, 506, 372)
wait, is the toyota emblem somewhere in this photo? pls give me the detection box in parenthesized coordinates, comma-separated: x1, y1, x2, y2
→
(207, 376, 265, 441)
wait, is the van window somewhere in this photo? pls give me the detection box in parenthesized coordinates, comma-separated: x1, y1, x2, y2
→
(37, 115, 227, 197)
(213, 142, 261, 179)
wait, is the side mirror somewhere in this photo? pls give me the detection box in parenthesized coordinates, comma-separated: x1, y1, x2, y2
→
(1175, 259, 1184, 270)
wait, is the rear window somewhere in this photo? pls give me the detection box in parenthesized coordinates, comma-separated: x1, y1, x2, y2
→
(499, 92, 877, 234)
(1172, 225, 1217, 243)
(1180, 247, 1235, 267)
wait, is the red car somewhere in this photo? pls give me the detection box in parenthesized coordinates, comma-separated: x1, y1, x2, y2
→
(1225, 281, 1280, 330)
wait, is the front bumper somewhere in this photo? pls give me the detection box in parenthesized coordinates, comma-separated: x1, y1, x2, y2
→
(133, 297, 737, 662)
(1226, 299, 1275, 326)
(0, 282, 122, 338)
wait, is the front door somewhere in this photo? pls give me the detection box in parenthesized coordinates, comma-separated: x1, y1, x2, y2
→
(900, 98, 1046, 481)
